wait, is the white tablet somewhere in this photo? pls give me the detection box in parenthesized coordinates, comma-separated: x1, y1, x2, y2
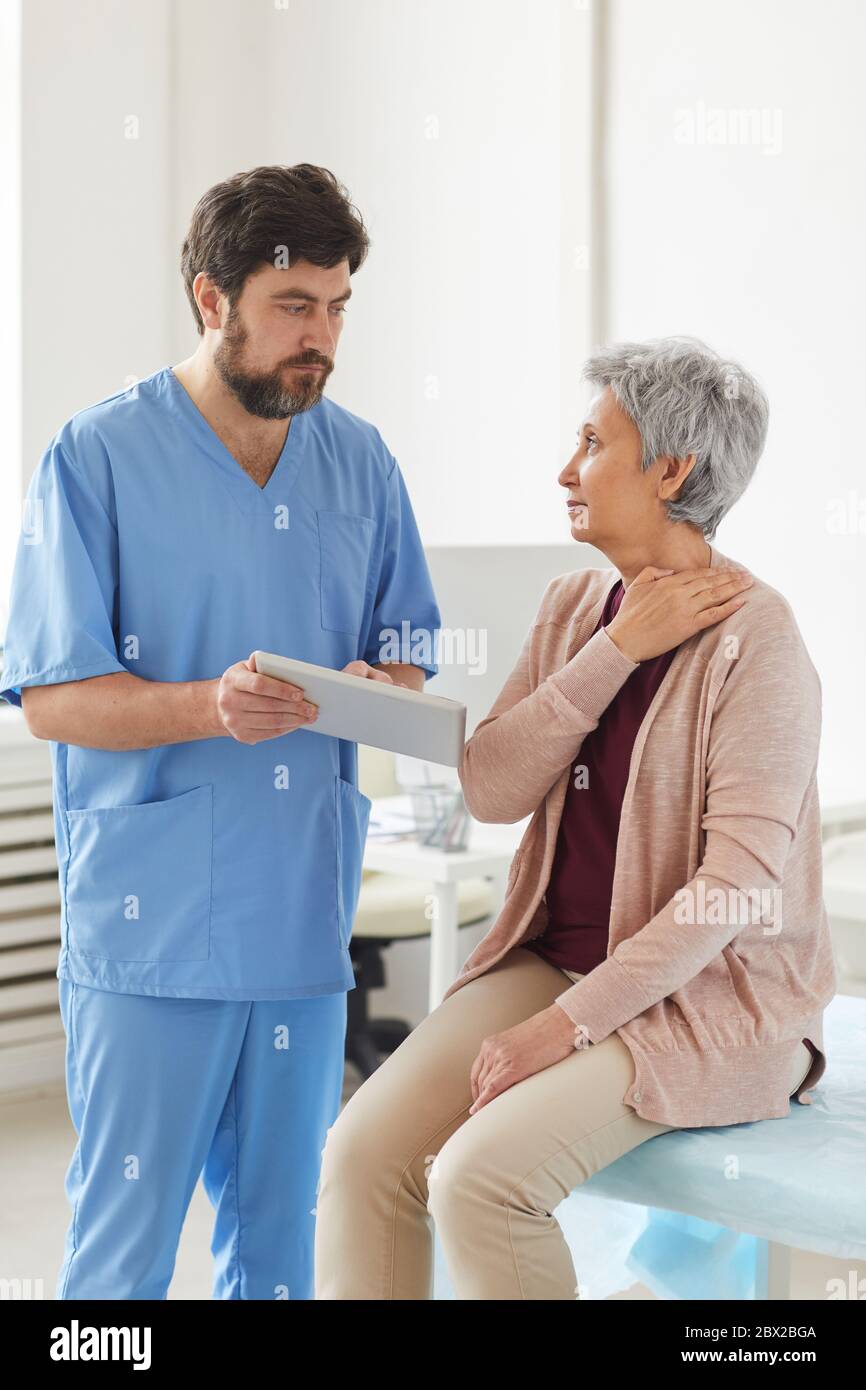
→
(251, 651, 467, 767)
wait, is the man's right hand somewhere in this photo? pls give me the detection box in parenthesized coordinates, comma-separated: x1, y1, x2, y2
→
(605, 565, 754, 664)
(213, 654, 319, 744)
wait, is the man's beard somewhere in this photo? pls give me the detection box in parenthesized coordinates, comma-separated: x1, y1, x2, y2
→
(213, 305, 333, 419)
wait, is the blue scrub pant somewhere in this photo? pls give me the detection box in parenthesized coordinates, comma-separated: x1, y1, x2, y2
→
(55, 977, 347, 1300)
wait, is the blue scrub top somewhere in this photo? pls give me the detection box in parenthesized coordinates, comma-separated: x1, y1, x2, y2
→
(0, 367, 441, 1000)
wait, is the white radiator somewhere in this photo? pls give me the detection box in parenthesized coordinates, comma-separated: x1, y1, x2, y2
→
(0, 708, 64, 1094)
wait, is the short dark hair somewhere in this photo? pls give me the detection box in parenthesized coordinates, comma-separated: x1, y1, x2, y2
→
(180, 163, 371, 335)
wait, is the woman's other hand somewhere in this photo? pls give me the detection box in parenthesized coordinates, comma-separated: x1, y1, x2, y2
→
(605, 565, 754, 663)
(468, 1003, 579, 1113)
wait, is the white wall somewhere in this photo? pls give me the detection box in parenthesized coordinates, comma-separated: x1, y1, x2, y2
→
(20, 0, 174, 478)
(603, 0, 866, 800)
(170, 0, 593, 547)
(0, 0, 22, 633)
(14, 0, 593, 554)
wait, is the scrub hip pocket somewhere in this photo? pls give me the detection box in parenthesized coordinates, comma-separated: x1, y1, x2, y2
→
(335, 775, 372, 949)
(64, 783, 214, 963)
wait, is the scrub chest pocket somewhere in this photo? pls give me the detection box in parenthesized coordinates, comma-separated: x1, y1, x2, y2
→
(336, 775, 372, 948)
(64, 784, 214, 963)
(317, 509, 375, 636)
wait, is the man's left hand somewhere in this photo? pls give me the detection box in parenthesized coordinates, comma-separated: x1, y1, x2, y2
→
(341, 659, 397, 683)
(342, 660, 423, 691)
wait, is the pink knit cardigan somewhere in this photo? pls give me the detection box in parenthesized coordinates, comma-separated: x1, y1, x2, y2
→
(442, 543, 837, 1128)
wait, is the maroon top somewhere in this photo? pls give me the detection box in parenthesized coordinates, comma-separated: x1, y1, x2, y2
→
(526, 577, 679, 975)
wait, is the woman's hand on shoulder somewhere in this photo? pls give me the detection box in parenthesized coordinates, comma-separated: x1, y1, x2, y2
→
(605, 565, 754, 663)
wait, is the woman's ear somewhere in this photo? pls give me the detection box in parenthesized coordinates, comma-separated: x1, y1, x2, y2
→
(658, 452, 698, 501)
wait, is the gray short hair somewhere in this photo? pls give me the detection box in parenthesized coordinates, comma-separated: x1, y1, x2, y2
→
(582, 336, 769, 539)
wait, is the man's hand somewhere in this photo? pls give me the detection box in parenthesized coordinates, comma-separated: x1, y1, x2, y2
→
(214, 654, 319, 744)
(214, 656, 423, 745)
(342, 659, 398, 684)
(468, 1002, 579, 1114)
(366, 660, 425, 691)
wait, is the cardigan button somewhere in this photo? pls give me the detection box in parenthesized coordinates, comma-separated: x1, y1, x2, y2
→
(632, 1091, 643, 1103)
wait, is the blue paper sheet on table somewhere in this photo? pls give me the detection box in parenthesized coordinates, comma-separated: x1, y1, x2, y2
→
(559, 993, 866, 1300)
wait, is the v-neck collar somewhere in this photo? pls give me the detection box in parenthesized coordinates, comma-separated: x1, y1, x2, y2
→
(163, 365, 310, 513)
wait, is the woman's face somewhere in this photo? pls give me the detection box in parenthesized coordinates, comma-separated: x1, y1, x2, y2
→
(558, 385, 662, 552)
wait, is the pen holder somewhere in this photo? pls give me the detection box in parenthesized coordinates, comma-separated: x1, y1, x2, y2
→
(407, 784, 472, 852)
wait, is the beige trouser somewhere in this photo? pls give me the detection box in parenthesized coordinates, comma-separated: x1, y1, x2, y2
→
(314, 943, 813, 1300)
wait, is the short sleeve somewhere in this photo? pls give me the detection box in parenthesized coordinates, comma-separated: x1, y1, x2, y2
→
(0, 437, 126, 708)
(361, 457, 442, 680)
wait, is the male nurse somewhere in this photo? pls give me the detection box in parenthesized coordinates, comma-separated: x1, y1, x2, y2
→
(0, 163, 441, 1300)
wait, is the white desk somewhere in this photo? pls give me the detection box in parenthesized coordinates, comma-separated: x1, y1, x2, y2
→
(363, 804, 528, 1012)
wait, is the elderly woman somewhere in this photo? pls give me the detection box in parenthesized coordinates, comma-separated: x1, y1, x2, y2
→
(314, 336, 837, 1301)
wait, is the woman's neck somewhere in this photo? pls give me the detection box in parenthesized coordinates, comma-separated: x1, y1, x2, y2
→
(608, 530, 713, 588)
